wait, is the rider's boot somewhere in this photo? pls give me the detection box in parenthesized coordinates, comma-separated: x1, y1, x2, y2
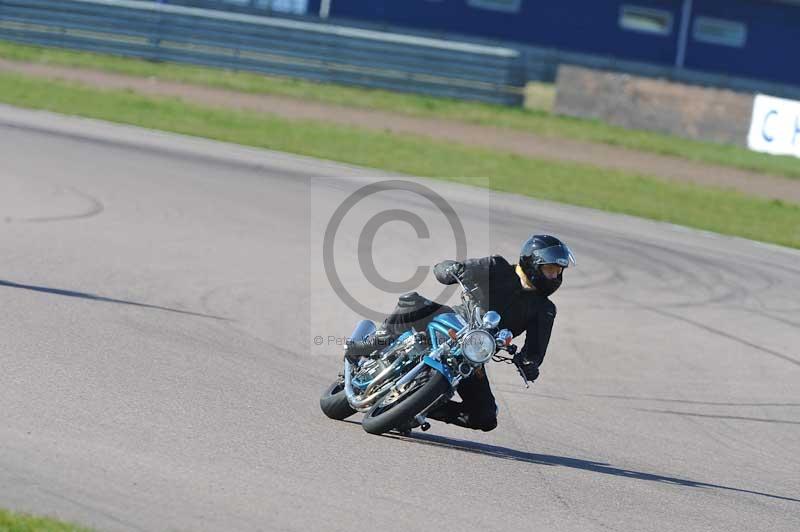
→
(428, 402, 499, 432)
(427, 401, 472, 429)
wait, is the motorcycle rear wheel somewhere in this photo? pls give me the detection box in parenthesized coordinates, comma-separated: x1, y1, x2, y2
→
(361, 369, 449, 435)
(320, 378, 357, 420)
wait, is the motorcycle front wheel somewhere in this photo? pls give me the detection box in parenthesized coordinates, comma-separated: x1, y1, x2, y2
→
(361, 369, 450, 435)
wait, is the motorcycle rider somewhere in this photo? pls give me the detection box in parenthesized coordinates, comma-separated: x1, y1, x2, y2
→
(345, 234, 575, 432)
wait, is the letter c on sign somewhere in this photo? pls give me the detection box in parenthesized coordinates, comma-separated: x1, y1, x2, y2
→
(762, 110, 778, 142)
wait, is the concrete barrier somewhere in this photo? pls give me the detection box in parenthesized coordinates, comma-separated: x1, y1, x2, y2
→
(554, 65, 754, 146)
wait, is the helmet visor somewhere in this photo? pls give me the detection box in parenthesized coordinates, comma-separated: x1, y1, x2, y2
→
(532, 244, 576, 268)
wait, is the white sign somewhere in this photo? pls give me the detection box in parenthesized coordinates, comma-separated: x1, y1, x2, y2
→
(747, 94, 800, 158)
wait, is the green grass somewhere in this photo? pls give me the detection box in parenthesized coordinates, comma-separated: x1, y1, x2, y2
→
(2, 40, 800, 180)
(0, 508, 91, 532)
(1, 72, 798, 248)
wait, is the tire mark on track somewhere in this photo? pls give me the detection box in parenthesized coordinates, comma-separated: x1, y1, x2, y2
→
(585, 394, 800, 407)
(635, 409, 800, 425)
(5, 187, 104, 223)
(743, 308, 800, 329)
(619, 297, 800, 367)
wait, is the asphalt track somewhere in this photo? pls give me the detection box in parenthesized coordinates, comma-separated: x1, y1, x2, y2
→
(0, 105, 798, 532)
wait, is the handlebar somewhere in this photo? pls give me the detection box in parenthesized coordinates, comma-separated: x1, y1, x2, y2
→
(450, 270, 530, 389)
(492, 345, 529, 389)
(450, 270, 482, 327)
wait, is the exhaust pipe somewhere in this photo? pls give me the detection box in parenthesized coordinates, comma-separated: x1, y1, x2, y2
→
(342, 319, 393, 410)
(393, 359, 426, 389)
(343, 358, 397, 411)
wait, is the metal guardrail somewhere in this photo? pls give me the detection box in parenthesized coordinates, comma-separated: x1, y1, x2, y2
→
(0, 0, 526, 106)
(298, 13, 800, 103)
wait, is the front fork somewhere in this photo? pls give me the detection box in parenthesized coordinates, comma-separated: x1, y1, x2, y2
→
(421, 355, 460, 386)
(405, 355, 461, 431)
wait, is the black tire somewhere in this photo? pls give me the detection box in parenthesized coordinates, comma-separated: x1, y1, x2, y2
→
(320, 379, 357, 421)
(361, 370, 450, 435)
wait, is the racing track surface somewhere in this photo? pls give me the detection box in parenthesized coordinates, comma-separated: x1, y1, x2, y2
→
(0, 105, 798, 532)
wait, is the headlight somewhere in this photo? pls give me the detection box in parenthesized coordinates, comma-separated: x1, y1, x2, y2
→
(461, 330, 496, 364)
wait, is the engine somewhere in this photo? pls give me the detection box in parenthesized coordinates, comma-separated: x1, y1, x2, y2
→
(351, 332, 427, 392)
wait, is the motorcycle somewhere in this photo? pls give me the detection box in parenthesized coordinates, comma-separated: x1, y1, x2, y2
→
(319, 271, 528, 435)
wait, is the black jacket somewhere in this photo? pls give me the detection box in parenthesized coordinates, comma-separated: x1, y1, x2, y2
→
(433, 255, 556, 368)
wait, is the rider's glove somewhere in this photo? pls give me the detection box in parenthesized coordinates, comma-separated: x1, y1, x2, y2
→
(513, 353, 540, 383)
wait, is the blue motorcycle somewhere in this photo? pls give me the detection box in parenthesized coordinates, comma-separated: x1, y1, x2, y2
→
(320, 272, 526, 435)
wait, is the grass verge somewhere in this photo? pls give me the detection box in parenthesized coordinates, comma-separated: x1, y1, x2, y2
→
(0, 508, 91, 532)
(0, 72, 798, 248)
(2, 40, 799, 180)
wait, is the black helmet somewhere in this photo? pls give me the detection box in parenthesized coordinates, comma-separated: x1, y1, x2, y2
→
(519, 234, 576, 296)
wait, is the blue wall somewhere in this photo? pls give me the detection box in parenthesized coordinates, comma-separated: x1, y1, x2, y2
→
(318, 0, 800, 87)
(326, 0, 681, 64)
(687, 0, 799, 85)
(169, 0, 800, 87)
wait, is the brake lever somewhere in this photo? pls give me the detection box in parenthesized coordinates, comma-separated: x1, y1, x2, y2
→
(494, 344, 529, 389)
